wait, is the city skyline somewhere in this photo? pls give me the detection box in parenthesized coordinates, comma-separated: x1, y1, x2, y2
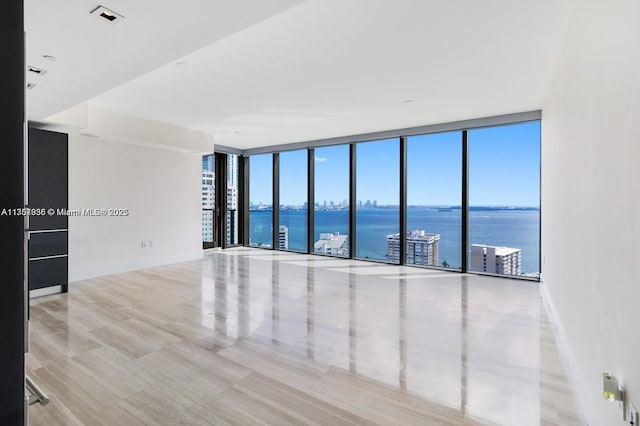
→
(248, 121, 540, 207)
(249, 201, 540, 209)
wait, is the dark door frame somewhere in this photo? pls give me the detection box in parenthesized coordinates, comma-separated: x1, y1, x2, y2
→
(203, 153, 230, 249)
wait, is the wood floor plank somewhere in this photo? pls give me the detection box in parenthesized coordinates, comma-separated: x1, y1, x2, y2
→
(25, 248, 583, 425)
(230, 371, 370, 425)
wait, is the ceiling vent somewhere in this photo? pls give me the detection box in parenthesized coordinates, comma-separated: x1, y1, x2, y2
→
(27, 65, 47, 75)
(90, 6, 125, 25)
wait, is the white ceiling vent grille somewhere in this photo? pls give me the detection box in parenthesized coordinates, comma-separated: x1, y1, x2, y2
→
(90, 6, 125, 25)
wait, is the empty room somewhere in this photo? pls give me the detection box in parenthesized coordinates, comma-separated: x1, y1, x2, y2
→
(1, 0, 639, 425)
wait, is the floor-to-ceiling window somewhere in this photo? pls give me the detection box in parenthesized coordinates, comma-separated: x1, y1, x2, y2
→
(226, 154, 240, 246)
(355, 138, 400, 263)
(468, 121, 540, 277)
(279, 150, 308, 252)
(202, 154, 215, 248)
(249, 154, 273, 248)
(243, 115, 541, 280)
(313, 145, 350, 257)
(406, 132, 462, 269)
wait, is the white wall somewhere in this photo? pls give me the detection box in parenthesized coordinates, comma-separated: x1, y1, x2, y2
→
(542, 0, 640, 424)
(68, 134, 203, 281)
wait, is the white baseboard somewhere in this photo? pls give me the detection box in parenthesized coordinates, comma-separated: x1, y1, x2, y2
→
(540, 274, 600, 426)
(30, 285, 64, 298)
(68, 250, 204, 283)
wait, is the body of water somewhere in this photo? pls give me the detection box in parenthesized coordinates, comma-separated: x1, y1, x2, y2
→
(250, 207, 540, 273)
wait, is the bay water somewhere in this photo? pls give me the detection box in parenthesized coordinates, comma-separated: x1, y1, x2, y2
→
(250, 207, 540, 274)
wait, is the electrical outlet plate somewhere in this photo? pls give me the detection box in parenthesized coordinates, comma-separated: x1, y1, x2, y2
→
(629, 404, 638, 426)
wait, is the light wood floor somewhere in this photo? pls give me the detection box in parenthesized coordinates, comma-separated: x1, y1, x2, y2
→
(28, 247, 583, 425)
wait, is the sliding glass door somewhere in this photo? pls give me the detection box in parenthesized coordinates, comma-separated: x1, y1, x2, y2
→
(203, 153, 243, 249)
(226, 154, 240, 246)
(202, 155, 216, 249)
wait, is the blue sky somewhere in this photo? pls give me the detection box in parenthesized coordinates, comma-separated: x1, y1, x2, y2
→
(248, 154, 272, 205)
(356, 138, 399, 204)
(280, 149, 308, 205)
(468, 121, 540, 206)
(315, 145, 349, 206)
(407, 131, 462, 205)
(248, 121, 540, 207)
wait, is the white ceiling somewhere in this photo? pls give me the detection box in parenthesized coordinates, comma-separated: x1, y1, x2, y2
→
(25, 0, 303, 121)
(27, 0, 573, 150)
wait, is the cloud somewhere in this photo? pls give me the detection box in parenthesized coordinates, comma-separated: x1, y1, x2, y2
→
(314, 156, 328, 163)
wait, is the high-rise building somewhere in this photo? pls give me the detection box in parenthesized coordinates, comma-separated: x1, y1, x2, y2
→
(387, 230, 440, 266)
(202, 170, 214, 243)
(278, 225, 289, 250)
(471, 244, 522, 276)
(226, 186, 238, 245)
(202, 156, 214, 173)
(226, 155, 237, 188)
(202, 211, 213, 243)
(225, 155, 240, 245)
(314, 233, 348, 256)
(202, 170, 214, 208)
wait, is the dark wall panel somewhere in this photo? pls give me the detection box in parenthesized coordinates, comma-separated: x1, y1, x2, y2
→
(29, 258, 68, 290)
(28, 128, 68, 230)
(28, 231, 68, 258)
(28, 128, 69, 292)
(0, 0, 26, 423)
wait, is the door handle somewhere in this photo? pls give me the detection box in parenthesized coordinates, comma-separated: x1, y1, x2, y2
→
(26, 376, 49, 406)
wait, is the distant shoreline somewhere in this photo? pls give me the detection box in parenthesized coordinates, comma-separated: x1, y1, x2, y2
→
(249, 206, 540, 212)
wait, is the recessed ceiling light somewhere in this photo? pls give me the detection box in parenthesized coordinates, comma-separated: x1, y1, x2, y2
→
(43, 55, 56, 62)
(27, 83, 36, 90)
(90, 5, 125, 25)
(27, 65, 47, 75)
(234, 131, 241, 134)
(403, 99, 414, 103)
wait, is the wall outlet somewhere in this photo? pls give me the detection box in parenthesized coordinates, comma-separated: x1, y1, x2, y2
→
(629, 404, 638, 425)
